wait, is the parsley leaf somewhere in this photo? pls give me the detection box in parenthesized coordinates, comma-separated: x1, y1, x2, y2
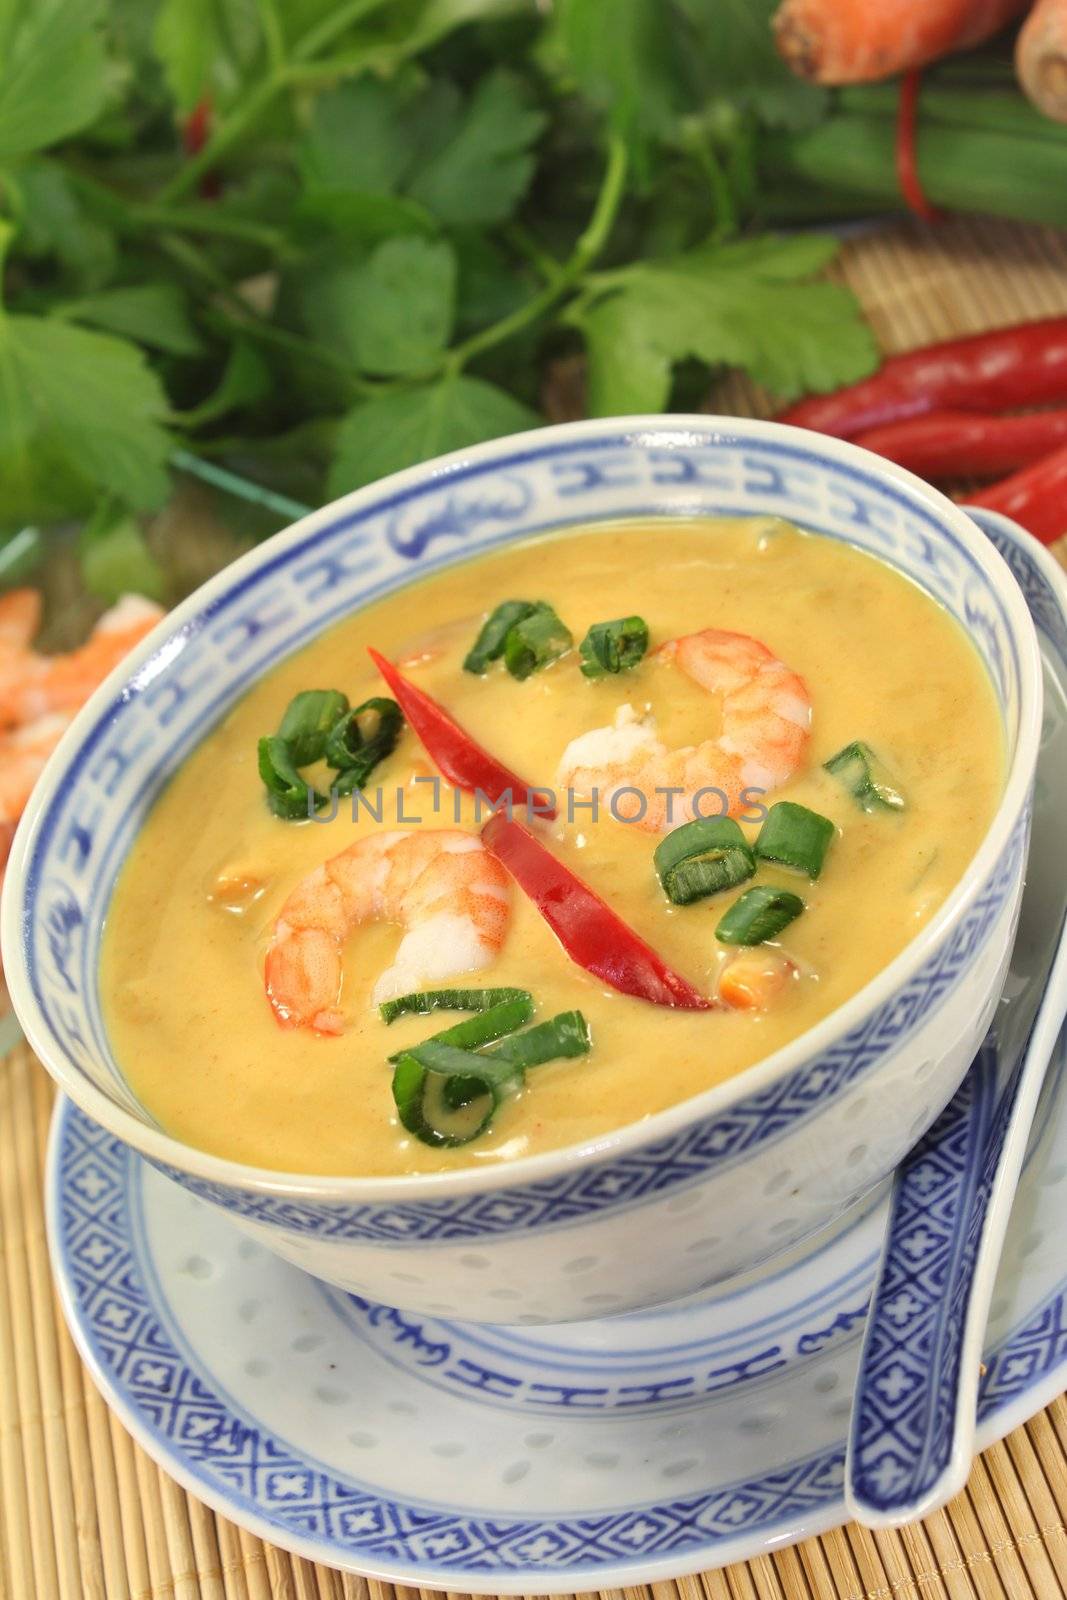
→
(0, 308, 172, 525)
(79, 499, 166, 604)
(0, 0, 110, 158)
(153, 0, 263, 112)
(577, 235, 879, 412)
(329, 373, 537, 494)
(677, 0, 827, 133)
(407, 71, 547, 227)
(55, 284, 205, 355)
(546, 0, 680, 180)
(300, 71, 544, 231)
(296, 236, 457, 377)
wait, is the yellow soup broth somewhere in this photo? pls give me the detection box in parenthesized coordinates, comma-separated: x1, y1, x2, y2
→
(102, 519, 1004, 1175)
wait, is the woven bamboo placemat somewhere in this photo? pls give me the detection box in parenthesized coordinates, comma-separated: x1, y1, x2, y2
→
(3, 214, 1067, 1600)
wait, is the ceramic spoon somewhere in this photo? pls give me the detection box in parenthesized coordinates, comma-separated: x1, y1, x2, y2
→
(845, 510, 1067, 1527)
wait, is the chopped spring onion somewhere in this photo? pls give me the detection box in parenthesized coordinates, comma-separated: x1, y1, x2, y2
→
(387, 995, 535, 1063)
(391, 1009, 592, 1147)
(487, 1008, 592, 1069)
(464, 600, 537, 674)
(392, 1043, 521, 1147)
(715, 885, 805, 946)
(324, 696, 403, 788)
(654, 818, 756, 905)
(824, 741, 906, 813)
(257, 735, 326, 819)
(277, 689, 350, 766)
(504, 603, 573, 680)
(755, 802, 835, 879)
(579, 616, 650, 678)
(379, 986, 533, 1023)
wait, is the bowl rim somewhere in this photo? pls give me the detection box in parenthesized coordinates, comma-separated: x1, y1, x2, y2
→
(1, 413, 1045, 1204)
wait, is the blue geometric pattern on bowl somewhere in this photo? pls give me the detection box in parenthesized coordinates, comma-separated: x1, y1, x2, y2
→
(16, 424, 1029, 1250)
(847, 512, 1067, 1517)
(53, 1092, 1067, 1581)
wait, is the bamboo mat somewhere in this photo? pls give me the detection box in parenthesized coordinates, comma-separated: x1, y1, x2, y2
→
(4, 215, 1067, 1600)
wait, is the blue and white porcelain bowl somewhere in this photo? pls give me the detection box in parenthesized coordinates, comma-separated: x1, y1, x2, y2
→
(1, 417, 1043, 1324)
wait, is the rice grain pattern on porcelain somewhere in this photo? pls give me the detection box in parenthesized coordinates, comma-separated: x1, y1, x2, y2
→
(1, 416, 1043, 1322)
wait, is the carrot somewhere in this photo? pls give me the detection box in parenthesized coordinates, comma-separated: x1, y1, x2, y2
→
(1017, 0, 1067, 123)
(773, 0, 1029, 85)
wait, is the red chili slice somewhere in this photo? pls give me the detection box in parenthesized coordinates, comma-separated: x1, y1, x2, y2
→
(482, 812, 713, 1011)
(368, 648, 555, 817)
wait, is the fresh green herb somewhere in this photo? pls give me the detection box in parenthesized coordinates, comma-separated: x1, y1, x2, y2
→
(504, 603, 573, 680)
(464, 601, 538, 674)
(487, 1009, 592, 1069)
(824, 741, 906, 813)
(579, 616, 650, 678)
(379, 986, 533, 1024)
(387, 995, 535, 1063)
(392, 1009, 591, 1147)
(261, 690, 402, 816)
(257, 734, 326, 820)
(324, 696, 403, 785)
(392, 1043, 522, 1148)
(715, 885, 805, 946)
(755, 802, 835, 878)
(654, 818, 756, 906)
(278, 689, 350, 766)
(0, 0, 890, 572)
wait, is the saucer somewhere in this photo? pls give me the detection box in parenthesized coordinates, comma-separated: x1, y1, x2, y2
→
(47, 1023, 1067, 1591)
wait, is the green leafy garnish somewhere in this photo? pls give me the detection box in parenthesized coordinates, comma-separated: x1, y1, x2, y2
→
(392, 1009, 592, 1147)
(577, 236, 878, 415)
(715, 885, 805, 946)
(464, 601, 538, 674)
(504, 603, 573, 680)
(380, 986, 533, 1024)
(755, 802, 835, 879)
(0, 0, 897, 556)
(257, 735, 327, 821)
(824, 741, 907, 813)
(387, 995, 535, 1063)
(654, 818, 756, 906)
(579, 616, 650, 678)
(260, 689, 403, 817)
(279, 689, 351, 766)
(324, 697, 404, 786)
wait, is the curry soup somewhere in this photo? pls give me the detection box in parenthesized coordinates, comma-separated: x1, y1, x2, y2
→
(102, 518, 1003, 1175)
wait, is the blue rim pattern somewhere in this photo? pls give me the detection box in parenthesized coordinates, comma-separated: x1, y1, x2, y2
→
(846, 512, 1067, 1517)
(18, 424, 1029, 1249)
(53, 1096, 1067, 1580)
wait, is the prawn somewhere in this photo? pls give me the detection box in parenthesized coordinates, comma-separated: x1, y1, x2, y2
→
(557, 629, 811, 832)
(265, 828, 511, 1034)
(0, 712, 75, 973)
(0, 593, 163, 728)
(0, 712, 75, 830)
(0, 588, 41, 648)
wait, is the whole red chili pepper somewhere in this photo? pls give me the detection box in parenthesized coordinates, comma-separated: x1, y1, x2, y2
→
(482, 813, 713, 1011)
(368, 648, 555, 817)
(966, 443, 1067, 546)
(780, 318, 1067, 440)
(856, 409, 1067, 480)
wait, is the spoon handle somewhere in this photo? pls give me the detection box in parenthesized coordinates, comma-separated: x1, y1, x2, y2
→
(845, 996, 1063, 1525)
(847, 509, 1067, 1528)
